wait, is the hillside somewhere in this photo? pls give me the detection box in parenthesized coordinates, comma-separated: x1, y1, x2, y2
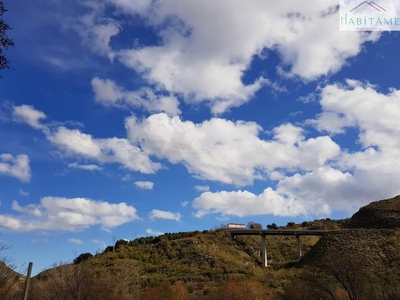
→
(27, 229, 322, 299)
(350, 195, 400, 229)
(12, 194, 400, 299)
(0, 260, 24, 299)
(300, 194, 400, 271)
(300, 229, 400, 270)
(89, 229, 321, 286)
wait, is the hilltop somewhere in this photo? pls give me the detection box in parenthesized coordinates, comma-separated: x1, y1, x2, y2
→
(350, 195, 400, 229)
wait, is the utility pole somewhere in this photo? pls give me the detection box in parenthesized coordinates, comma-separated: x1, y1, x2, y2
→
(112, 236, 117, 252)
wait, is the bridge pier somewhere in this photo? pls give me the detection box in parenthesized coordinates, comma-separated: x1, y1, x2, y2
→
(295, 234, 302, 260)
(261, 234, 267, 267)
(228, 229, 328, 267)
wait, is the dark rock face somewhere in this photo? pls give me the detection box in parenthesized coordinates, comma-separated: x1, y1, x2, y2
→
(350, 195, 400, 229)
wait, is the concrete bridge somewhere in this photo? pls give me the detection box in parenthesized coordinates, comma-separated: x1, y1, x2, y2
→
(226, 229, 329, 267)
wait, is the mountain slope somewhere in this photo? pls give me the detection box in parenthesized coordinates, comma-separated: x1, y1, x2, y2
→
(350, 195, 400, 229)
(300, 229, 400, 270)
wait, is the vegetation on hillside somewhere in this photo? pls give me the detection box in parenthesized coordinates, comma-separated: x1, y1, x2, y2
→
(2, 195, 400, 299)
(350, 195, 400, 229)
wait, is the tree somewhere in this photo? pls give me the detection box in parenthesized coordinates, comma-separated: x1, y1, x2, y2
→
(30, 262, 111, 300)
(317, 252, 372, 300)
(0, 232, 24, 300)
(0, 1, 14, 77)
(106, 260, 143, 300)
(0, 259, 21, 300)
(73, 253, 93, 264)
(204, 281, 269, 300)
(281, 268, 340, 300)
(267, 223, 277, 230)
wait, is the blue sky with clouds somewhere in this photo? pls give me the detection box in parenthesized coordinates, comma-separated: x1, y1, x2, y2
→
(1, 0, 400, 274)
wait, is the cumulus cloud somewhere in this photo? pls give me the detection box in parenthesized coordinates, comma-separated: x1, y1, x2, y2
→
(311, 79, 400, 146)
(68, 238, 84, 244)
(68, 162, 102, 171)
(0, 197, 139, 232)
(0, 153, 31, 182)
(46, 127, 161, 173)
(146, 228, 163, 236)
(193, 188, 307, 218)
(10, 77, 400, 219)
(194, 79, 400, 218)
(91, 77, 181, 115)
(126, 113, 340, 186)
(9, 104, 163, 175)
(134, 181, 154, 190)
(13, 105, 46, 129)
(192, 166, 365, 218)
(149, 209, 181, 221)
(304, 80, 400, 206)
(87, 0, 379, 113)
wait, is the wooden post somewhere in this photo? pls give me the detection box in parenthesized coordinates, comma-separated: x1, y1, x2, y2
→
(296, 235, 302, 260)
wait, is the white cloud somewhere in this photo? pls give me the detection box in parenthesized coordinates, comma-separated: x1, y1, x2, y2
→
(0, 197, 139, 232)
(47, 127, 102, 157)
(303, 80, 400, 209)
(134, 181, 154, 190)
(91, 0, 379, 113)
(91, 77, 181, 115)
(68, 238, 84, 244)
(195, 185, 209, 192)
(77, 2, 120, 55)
(19, 189, 29, 196)
(0, 153, 31, 182)
(193, 188, 307, 218)
(149, 209, 181, 221)
(13, 105, 46, 129)
(46, 127, 161, 174)
(146, 228, 163, 236)
(126, 113, 340, 186)
(193, 79, 400, 218)
(9, 104, 162, 175)
(68, 162, 102, 171)
(311, 79, 400, 147)
(180, 200, 188, 207)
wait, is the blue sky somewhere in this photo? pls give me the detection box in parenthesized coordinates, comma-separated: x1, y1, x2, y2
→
(1, 0, 400, 274)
